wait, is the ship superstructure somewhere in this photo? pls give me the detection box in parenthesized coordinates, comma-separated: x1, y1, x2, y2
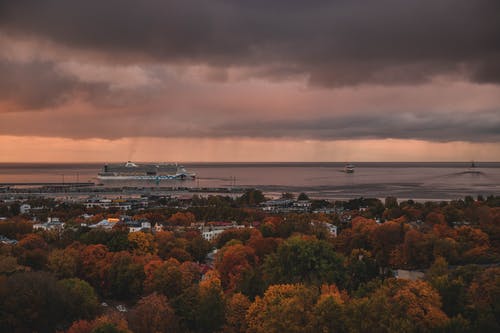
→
(97, 161, 196, 180)
(344, 164, 355, 173)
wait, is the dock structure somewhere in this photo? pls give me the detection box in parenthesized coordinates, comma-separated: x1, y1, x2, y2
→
(0, 182, 95, 187)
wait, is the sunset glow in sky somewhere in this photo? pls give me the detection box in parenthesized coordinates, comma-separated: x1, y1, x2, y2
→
(0, 1, 499, 162)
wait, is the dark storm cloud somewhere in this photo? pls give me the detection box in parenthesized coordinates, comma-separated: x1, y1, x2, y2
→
(0, 61, 99, 110)
(1, 107, 498, 142)
(213, 111, 500, 142)
(0, 0, 499, 86)
(0, 60, 163, 111)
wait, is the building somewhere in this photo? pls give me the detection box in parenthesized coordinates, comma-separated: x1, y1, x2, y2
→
(0, 235, 18, 245)
(20, 204, 31, 214)
(83, 197, 147, 211)
(202, 229, 226, 241)
(260, 198, 312, 213)
(199, 221, 247, 241)
(125, 219, 151, 233)
(33, 217, 65, 232)
(88, 218, 119, 230)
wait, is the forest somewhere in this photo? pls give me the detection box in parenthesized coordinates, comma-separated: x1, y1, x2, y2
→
(0, 191, 499, 333)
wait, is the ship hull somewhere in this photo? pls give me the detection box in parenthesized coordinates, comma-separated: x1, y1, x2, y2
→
(97, 174, 195, 180)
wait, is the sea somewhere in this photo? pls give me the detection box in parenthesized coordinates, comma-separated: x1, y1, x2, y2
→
(1, 162, 500, 201)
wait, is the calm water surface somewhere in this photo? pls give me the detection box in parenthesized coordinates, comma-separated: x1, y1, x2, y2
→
(1, 162, 499, 200)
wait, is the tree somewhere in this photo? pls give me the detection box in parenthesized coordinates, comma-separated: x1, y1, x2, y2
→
(0, 271, 75, 332)
(16, 233, 49, 270)
(263, 236, 346, 287)
(167, 211, 196, 226)
(238, 189, 266, 206)
(0, 219, 32, 238)
(370, 221, 407, 269)
(344, 249, 379, 292)
(168, 247, 193, 262)
(186, 234, 212, 262)
(345, 279, 448, 333)
(402, 229, 434, 269)
(247, 236, 280, 261)
(0, 255, 26, 275)
(79, 244, 109, 290)
(426, 257, 468, 318)
(127, 231, 156, 255)
(311, 285, 347, 333)
(298, 192, 310, 201)
(385, 197, 399, 209)
(47, 247, 79, 278)
(468, 267, 500, 332)
(426, 212, 446, 225)
(67, 314, 131, 333)
(145, 258, 190, 299)
(58, 278, 100, 320)
(215, 244, 258, 292)
(224, 293, 251, 333)
(105, 252, 145, 300)
(127, 293, 178, 333)
(196, 271, 226, 332)
(155, 231, 177, 259)
(246, 284, 317, 333)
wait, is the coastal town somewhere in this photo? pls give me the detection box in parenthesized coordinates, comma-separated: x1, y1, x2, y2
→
(1, 186, 499, 332)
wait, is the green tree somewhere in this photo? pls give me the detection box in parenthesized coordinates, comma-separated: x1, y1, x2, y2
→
(195, 272, 226, 332)
(47, 247, 79, 278)
(298, 192, 310, 201)
(263, 236, 346, 287)
(105, 252, 145, 300)
(58, 278, 100, 320)
(238, 189, 266, 206)
(0, 272, 74, 332)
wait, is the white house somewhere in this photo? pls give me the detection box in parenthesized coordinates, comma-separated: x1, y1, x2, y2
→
(33, 217, 65, 232)
(20, 204, 31, 214)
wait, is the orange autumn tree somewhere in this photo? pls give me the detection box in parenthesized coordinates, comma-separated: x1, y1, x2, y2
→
(167, 211, 196, 226)
(246, 284, 317, 333)
(311, 284, 348, 333)
(127, 292, 179, 333)
(197, 270, 226, 332)
(127, 231, 157, 255)
(67, 313, 131, 333)
(215, 243, 258, 292)
(224, 293, 251, 333)
(346, 278, 448, 333)
(144, 258, 192, 299)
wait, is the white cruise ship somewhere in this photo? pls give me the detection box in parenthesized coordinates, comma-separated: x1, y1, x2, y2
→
(97, 161, 196, 180)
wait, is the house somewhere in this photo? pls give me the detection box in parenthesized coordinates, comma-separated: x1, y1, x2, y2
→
(260, 199, 294, 212)
(126, 219, 151, 233)
(199, 221, 247, 241)
(202, 229, 226, 241)
(0, 235, 18, 245)
(324, 224, 337, 237)
(154, 224, 164, 233)
(33, 217, 65, 232)
(88, 218, 119, 230)
(311, 221, 338, 237)
(20, 204, 31, 214)
(293, 200, 312, 211)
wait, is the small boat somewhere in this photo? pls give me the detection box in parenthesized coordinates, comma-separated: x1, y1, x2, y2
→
(464, 161, 480, 174)
(344, 164, 355, 173)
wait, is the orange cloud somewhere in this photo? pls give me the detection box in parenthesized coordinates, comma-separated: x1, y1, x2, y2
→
(0, 135, 498, 162)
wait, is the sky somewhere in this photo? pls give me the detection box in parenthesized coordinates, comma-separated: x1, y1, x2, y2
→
(0, 0, 499, 162)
